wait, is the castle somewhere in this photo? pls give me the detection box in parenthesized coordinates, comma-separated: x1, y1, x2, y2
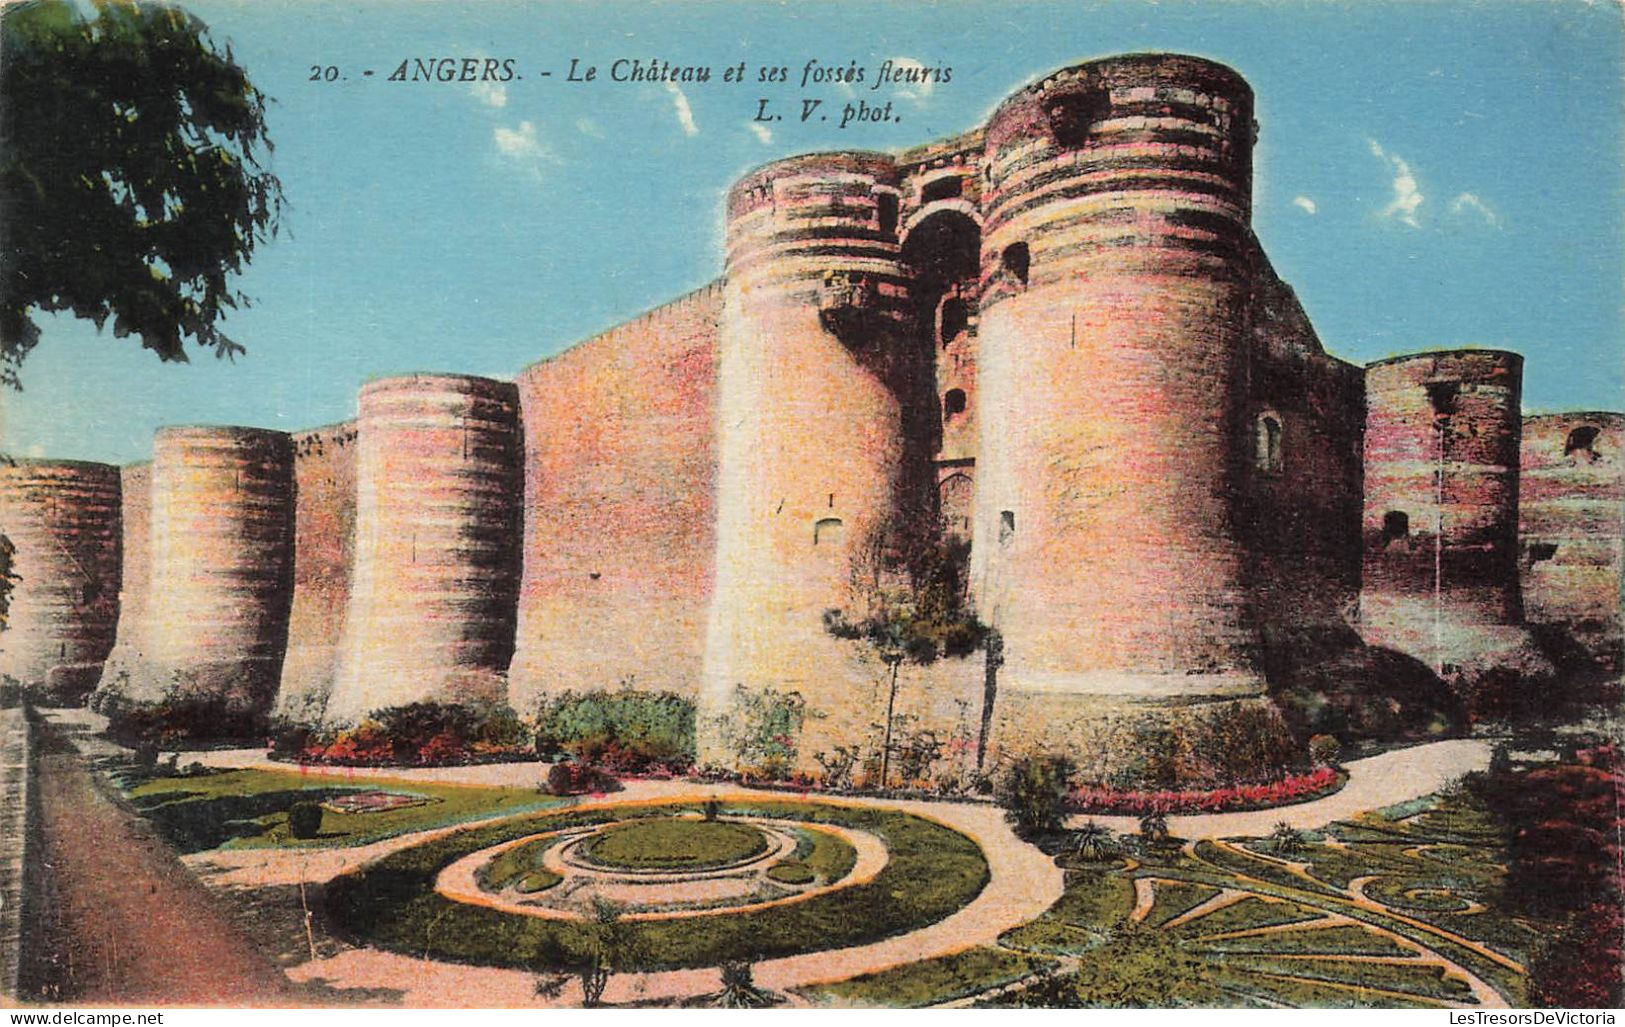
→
(2, 55, 1619, 781)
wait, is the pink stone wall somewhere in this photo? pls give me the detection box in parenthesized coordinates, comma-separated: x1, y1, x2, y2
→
(508, 284, 722, 713)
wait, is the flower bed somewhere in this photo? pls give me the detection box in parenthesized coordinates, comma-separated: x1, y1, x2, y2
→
(1067, 767, 1344, 816)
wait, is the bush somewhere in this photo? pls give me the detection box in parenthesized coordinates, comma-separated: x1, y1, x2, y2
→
(997, 755, 1072, 837)
(1307, 733, 1341, 767)
(287, 801, 324, 839)
(287, 702, 533, 767)
(709, 685, 805, 781)
(540, 762, 621, 796)
(534, 686, 695, 773)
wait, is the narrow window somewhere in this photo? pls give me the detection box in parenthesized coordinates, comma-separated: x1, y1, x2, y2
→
(875, 192, 899, 236)
(1255, 414, 1283, 474)
(1565, 425, 1600, 459)
(1382, 510, 1410, 540)
(921, 176, 963, 204)
(944, 388, 968, 419)
(999, 510, 1016, 545)
(939, 298, 969, 345)
(814, 517, 845, 546)
(1002, 243, 1030, 287)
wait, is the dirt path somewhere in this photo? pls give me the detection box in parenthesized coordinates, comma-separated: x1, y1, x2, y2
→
(25, 724, 300, 1005)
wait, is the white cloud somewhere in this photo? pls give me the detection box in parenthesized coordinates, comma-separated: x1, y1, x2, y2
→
(749, 121, 773, 145)
(1368, 138, 1423, 228)
(1450, 192, 1501, 227)
(576, 117, 604, 138)
(469, 79, 506, 108)
(881, 57, 936, 104)
(665, 81, 698, 136)
(491, 120, 554, 179)
(1292, 195, 1318, 215)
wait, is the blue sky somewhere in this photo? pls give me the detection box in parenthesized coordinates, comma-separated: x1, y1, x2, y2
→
(5, 0, 1621, 464)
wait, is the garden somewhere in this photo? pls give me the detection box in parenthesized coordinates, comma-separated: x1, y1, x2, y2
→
(323, 798, 990, 971)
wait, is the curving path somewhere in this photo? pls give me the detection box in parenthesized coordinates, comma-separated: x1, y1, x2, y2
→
(1062, 739, 1493, 837)
(36, 709, 1500, 1007)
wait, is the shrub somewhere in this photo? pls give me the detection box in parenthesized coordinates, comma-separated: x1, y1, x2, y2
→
(1307, 733, 1341, 768)
(1268, 821, 1307, 855)
(1138, 812, 1170, 845)
(133, 740, 159, 770)
(997, 755, 1072, 837)
(287, 801, 324, 839)
(534, 686, 695, 773)
(1067, 821, 1119, 864)
(540, 762, 621, 796)
(710, 685, 805, 781)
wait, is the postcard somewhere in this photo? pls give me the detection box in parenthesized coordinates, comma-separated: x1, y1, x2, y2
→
(0, 0, 1620, 1012)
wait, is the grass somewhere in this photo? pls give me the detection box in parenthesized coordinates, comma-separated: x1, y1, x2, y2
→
(806, 947, 1055, 1007)
(1166, 897, 1320, 938)
(516, 870, 562, 894)
(1217, 955, 1476, 1003)
(580, 818, 767, 870)
(477, 835, 562, 892)
(1192, 924, 1414, 957)
(767, 862, 815, 884)
(325, 799, 990, 970)
(122, 767, 562, 852)
(977, 784, 1542, 1009)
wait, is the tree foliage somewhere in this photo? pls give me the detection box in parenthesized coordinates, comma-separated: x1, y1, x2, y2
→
(0, 0, 284, 388)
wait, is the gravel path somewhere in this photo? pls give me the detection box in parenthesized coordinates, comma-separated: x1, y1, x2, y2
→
(32, 708, 1497, 1007)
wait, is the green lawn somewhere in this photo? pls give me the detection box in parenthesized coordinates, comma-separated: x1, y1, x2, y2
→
(121, 767, 562, 852)
(976, 785, 1544, 1009)
(581, 818, 767, 870)
(325, 799, 990, 971)
(805, 947, 1055, 1007)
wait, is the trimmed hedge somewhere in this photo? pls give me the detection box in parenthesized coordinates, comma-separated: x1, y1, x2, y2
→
(325, 800, 988, 970)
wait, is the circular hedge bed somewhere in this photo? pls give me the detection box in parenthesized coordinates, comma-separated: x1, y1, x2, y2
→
(325, 799, 990, 970)
(579, 818, 768, 871)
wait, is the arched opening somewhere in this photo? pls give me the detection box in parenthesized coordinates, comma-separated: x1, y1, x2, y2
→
(1382, 510, 1410, 540)
(944, 388, 967, 419)
(902, 209, 980, 293)
(1565, 425, 1601, 459)
(813, 517, 845, 547)
(1002, 242, 1030, 287)
(1255, 414, 1283, 474)
(999, 510, 1016, 545)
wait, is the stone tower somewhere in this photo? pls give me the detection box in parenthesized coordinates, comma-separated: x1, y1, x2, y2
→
(0, 460, 122, 704)
(1360, 350, 1548, 684)
(325, 374, 523, 725)
(699, 152, 930, 768)
(972, 55, 1269, 756)
(94, 426, 295, 735)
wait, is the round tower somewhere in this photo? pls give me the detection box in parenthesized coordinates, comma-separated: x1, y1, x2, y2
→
(326, 374, 522, 725)
(699, 152, 924, 771)
(1360, 350, 1545, 682)
(1519, 412, 1624, 670)
(95, 427, 294, 735)
(0, 460, 122, 703)
(972, 55, 1268, 759)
